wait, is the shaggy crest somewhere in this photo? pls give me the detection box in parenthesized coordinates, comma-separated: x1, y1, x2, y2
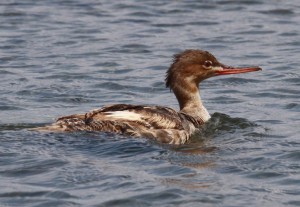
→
(165, 49, 219, 89)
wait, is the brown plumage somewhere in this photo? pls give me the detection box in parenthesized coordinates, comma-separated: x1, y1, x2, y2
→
(34, 49, 261, 144)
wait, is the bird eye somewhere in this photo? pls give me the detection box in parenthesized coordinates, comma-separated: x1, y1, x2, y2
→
(203, 60, 212, 69)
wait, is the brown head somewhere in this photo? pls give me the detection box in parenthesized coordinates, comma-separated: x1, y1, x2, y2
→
(165, 49, 262, 91)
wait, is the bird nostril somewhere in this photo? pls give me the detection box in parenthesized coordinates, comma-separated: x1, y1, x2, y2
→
(223, 65, 234, 69)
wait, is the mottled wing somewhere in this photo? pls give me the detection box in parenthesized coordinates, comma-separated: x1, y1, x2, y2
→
(85, 104, 185, 130)
(82, 104, 193, 144)
(35, 104, 194, 144)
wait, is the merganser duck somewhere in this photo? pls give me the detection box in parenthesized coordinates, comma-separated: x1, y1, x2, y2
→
(35, 50, 261, 144)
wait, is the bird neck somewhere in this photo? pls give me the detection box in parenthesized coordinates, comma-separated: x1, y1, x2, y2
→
(172, 82, 211, 123)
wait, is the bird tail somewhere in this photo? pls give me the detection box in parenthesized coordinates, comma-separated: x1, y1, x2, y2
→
(29, 124, 69, 132)
(30, 114, 88, 132)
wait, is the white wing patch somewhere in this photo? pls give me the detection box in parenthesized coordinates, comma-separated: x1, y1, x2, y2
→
(104, 110, 142, 121)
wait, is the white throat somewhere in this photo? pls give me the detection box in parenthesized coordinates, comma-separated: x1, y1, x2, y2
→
(180, 90, 211, 122)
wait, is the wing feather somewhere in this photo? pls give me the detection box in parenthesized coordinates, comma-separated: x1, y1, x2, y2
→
(37, 104, 198, 144)
(85, 104, 184, 130)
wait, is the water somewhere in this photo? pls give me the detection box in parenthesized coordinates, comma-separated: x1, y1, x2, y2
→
(0, 0, 299, 206)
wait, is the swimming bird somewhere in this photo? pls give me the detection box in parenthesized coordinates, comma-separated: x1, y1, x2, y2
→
(35, 50, 261, 144)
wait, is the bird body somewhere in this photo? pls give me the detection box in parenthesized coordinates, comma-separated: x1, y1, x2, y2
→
(35, 50, 261, 144)
(37, 104, 201, 144)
